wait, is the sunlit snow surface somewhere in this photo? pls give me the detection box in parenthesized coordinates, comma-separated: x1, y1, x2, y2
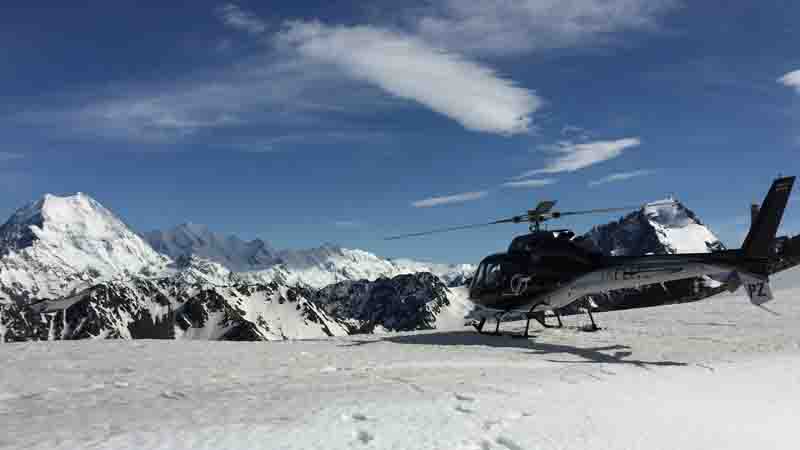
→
(3, 270, 800, 450)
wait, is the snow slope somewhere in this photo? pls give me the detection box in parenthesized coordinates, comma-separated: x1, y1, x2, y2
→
(2, 276, 799, 450)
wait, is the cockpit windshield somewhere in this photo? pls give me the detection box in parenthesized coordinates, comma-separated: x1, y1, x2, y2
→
(470, 256, 523, 293)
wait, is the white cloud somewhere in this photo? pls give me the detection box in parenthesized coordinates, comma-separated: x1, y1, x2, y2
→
(778, 69, 800, 93)
(216, 3, 267, 35)
(279, 21, 541, 135)
(501, 178, 557, 188)
(415, 0, 680, 56)
(588, 169, 654, 187)
(516, 137, 641, 177)
(412, 191, 488, 208)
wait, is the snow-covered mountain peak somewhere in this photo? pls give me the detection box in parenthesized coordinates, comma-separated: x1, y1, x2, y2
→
(0, 192, 168, 301)
(585, 199, 724, 256)
(2, 192, 144, 251)
(143, 223, 275, 272)
(643, 198, 699, 229)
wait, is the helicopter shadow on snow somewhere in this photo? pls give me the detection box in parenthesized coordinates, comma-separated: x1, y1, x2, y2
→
(342, 329, 688, 369)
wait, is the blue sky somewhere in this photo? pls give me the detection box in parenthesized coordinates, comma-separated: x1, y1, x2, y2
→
(1, 1, 799, 263)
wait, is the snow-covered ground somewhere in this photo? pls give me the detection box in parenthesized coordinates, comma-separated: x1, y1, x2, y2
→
(3, 275, 800, 450)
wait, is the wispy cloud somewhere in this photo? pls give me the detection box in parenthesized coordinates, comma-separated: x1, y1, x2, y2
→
(588, 169, 654, 187)
(516, 137, 641, 178)
(20, 18, 540, 141)
(17, 56, 384, 142)
(333, 220, 365, 229)
(279, 21, 540, 135)
(778, 69, 800, 94)
(216, 3, 267, 35)
(412, 191, 488, 208)
(16, 2, 677, 146)
(235, 130, 386, 153)
(0, 152, 24, 161)
(415, 0, 680, 56)
(560, 124, 590, 140)
(501, 178, 557, 189)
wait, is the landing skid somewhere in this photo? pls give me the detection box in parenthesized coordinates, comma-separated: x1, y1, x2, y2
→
(473, 315, 504, 336)
(531, 310, 563, 329)
(472, 298, 601, 337)
(579, 299, 601, 332)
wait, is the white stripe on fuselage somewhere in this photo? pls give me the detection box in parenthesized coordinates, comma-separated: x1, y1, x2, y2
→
(531, 262, 729, 312)
(468, 260, 734, 321)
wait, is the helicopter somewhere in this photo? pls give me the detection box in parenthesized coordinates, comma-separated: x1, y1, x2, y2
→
(387, 176, 796, 337)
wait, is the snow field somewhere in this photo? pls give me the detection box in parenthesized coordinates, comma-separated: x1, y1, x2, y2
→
(2, 283, 800, 449)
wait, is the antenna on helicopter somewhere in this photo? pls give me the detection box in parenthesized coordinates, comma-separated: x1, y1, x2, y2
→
(384, 200, 677, 240)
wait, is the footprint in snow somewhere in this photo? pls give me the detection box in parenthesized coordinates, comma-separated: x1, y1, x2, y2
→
(354, 430, 374, 444)
(454, 405, 474, 414)
(495, 435, 525, 450)
(504, 411, 528, 421)
(454, 393, 475, 402)
(482, 420, 502, 431)
(342, 412, 368, 422)
(161, 390, 187, 400)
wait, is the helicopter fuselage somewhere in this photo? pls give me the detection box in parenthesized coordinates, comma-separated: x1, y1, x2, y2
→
(468, 230, 602, 308)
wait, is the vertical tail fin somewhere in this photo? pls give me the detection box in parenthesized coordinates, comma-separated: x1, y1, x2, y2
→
(741, 176, 795, 259)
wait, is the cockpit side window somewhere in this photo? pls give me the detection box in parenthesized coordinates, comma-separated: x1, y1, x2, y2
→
(471, 263, 487, 289)
(485, 264, 501, 287)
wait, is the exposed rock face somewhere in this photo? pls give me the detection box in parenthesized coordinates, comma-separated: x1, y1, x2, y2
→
(312, 272, 452, 333)
(0, 274, 351, 342)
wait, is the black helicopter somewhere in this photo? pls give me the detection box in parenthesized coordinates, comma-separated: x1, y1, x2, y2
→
(388, 176, 796, 337)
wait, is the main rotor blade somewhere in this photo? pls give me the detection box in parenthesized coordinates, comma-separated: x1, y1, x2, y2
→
(384, 218, 520, 240)
(555, 200, 677, 218)
(384, 200, 678, 240)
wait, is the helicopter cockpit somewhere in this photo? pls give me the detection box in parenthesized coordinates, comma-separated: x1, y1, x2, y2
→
(469, 253, 524, 304)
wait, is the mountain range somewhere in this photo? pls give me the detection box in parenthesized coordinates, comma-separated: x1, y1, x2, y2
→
(0, 192, 723, 342)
